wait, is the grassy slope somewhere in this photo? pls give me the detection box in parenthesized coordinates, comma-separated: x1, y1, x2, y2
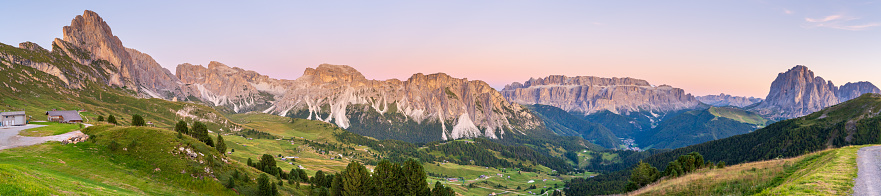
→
(0, 125, 311, 195)
(630, 145, 867, 196)
(709, 106, 770, 126)
(18, 121, 83, 137)
(0, 44, 236, 132)
(1, 125, 233, 195)
(759, 145, 864, 195)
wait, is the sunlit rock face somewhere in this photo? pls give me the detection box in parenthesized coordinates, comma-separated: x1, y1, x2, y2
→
(501, 75, 701, 115)
(57, 10, 187, 99)
(752, 65, 880, 120)
(179, 63, 544, 141)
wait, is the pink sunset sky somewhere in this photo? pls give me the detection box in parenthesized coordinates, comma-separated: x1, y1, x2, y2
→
(2, 1, 880, 98)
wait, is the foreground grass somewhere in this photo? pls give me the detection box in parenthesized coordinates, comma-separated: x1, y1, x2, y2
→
(758, 145, 866, 195)
(18, 121, 82, 137)
(630, 145, 869, 196)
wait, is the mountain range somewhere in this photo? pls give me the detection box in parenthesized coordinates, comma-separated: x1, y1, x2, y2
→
(2, 10, 879, 150)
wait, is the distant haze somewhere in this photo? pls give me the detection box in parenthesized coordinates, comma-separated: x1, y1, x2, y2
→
(2, 1, 880, 98)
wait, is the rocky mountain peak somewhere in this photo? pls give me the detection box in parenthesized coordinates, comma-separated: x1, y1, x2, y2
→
(62, 10, 129, 69)
(753, 65, 880, 120)
(302, 64, 369, 85)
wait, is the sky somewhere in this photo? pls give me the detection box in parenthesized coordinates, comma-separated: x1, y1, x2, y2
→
(1, 1, 880, 98)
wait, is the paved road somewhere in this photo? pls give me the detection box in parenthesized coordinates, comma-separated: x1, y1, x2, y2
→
(0, 124, 85, 150)
(854, 145, 881, 196)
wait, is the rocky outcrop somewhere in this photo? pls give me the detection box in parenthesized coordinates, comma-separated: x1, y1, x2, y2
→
(752, 65, 880, 119)
(838, 82, 881, 102)
(500, 75, 701, 115)
(177, 61, 291, 112)
(696, 93, 762, 108)
(178, 63, 543, 141)
(56, 10, 187, 99)
(19, 42, 47, 52)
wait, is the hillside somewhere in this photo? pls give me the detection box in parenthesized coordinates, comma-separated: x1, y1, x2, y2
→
(0, 125, 304, 195)
(525, 104, 620, 148)
(642, 93, 881, 170)
(636, 107, 767, 149)
(0, 44, 239, 133)
(629, 145, 865, 196)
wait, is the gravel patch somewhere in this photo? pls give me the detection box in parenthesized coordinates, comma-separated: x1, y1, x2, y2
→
(853, 146, 881, 196)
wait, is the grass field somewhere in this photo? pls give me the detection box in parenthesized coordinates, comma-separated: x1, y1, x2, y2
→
(709, 106, 769, 126)
(18, 121, 82, 137)
(630, 145, 870, 196)
(423, 162, 572, 196)
(758, 145, 866, 195)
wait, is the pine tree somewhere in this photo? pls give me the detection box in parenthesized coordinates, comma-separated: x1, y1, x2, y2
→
(342, 161, 371, 196)
(314, 170, 326, 188)
(260, 154, 277, 174)
(258, 174, 273, 196)
(97, 115, 104, 122)
(629, 161, 659, 188)
(374, 160, 403, 195)
(175, 120, 188, 135)
(107, 114, 118, 125)
(402, 159, 430, 196)
(331, 173, 343, 196)
(191, 122, 213, 147)
(131, 114, 145, 126)
(215, 133, 227, 154)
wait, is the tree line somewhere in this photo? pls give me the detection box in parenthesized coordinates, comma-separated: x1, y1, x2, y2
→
(245, 153, 455, 196)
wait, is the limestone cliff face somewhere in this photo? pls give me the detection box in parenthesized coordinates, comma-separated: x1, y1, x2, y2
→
(696, 94, 762, 108)
(500, 75, 701, 115)
(177, 61, 291, 113)
(838, 82, 881, 102)
(752, 65, 880, 119)
(57, 10, 186, 99)
(178, 63, 542, 140)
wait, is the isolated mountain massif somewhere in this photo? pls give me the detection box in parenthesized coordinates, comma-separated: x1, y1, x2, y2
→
(501, 75, 702, 115)
(751, 65, 880, 120)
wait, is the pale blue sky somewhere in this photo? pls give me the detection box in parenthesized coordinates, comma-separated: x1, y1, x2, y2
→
(1, 1, 879, 97)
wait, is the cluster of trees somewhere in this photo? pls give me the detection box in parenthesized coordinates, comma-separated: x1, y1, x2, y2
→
(131, 114, 145, 126)
(245, 155, 455, 196)
(624, 152, 726, 191)
(97, 114, 118, 125)
(237, 129, 278, 140)
(174, 120, 214, 147)
(428, 141, 513, 168)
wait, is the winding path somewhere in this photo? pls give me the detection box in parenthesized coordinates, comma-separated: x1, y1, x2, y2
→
(853, 145, 881, 196)
(0, 124, 86, 150)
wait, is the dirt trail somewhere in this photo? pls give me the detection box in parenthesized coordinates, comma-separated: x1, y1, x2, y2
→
(853, 145, 881, 196)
